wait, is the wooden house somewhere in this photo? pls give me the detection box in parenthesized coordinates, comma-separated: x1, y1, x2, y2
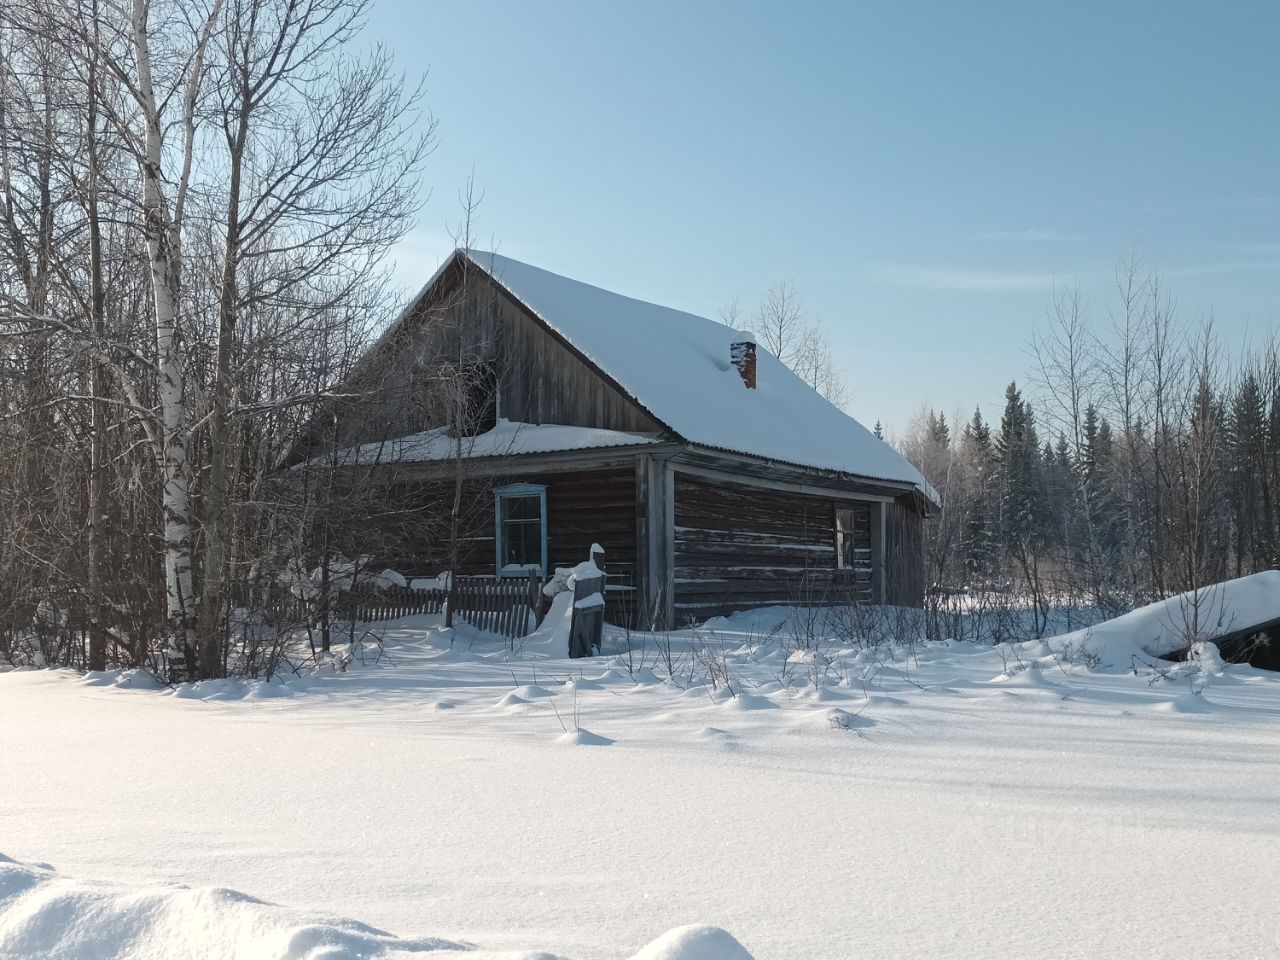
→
(291, 249, 937, 628)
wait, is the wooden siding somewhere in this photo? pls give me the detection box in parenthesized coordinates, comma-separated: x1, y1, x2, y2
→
(354, 468, 636, 582)
(671, 473, 874, 623)
(543, 468, 637, 573)
(291, 261, 663, 462)
(885, 492, 926, 606)
(497, 284, 662, 433)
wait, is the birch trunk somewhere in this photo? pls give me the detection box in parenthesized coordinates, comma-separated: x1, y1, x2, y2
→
(132, 0, 197, 672)
(196, 98, 247, 680)
(86, 5, 108, 672)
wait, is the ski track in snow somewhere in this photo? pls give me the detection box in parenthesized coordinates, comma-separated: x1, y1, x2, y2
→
(2, 611, 1280, 959)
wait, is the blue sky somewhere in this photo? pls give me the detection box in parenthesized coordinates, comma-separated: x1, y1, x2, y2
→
(364, 0, 1280, 435)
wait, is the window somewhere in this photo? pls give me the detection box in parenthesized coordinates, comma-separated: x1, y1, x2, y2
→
(494, 483, 547, 576)
(835, 503, 879, 602)
(835, 508, 859, 570)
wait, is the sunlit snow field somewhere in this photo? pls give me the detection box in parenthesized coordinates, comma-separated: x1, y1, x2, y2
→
(2, 606, 1279, 959)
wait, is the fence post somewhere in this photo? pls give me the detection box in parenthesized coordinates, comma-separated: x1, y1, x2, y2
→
(527, 570, 542, 629)
(445, 572, 456, 628)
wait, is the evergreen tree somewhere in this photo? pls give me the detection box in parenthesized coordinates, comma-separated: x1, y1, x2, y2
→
(1228, 373, 1268, 573)
(964, 406, 991, 450)
(928, 410, 951, 447)
(995, 382, 1041, 550)
(873, 419, 884, 440)
(960, 407, 996, 583)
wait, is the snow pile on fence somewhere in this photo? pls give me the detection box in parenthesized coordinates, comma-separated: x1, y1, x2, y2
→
(1046, 570, 1280, 668)
(520, 554, 606, 659)
(0, 855, 754, 960)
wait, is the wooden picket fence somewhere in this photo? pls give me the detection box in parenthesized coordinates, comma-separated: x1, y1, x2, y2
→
(337, 585, 445, 622)
(447, 573, 544, 639)
(231, 573, 543, 641)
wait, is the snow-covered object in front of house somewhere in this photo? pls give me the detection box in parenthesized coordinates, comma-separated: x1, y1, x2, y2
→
(1044, 570, 1280, 669)
(435, 250, 935, 500)
(306, 555, 371, 593)
(568, 556, 604, 585)
(524, 552, 606, 657)
(520, 589, 573, 659)
(329, 417, 657, 467)
(409, 572, 450, 593)
(367, 568, 407, 590)
(542, 555, 606, 599)
(277, 557, 318, 600)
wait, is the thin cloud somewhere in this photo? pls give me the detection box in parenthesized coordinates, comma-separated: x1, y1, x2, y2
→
(873, 263, 1074, 293)
(1163, 260, 1280, 279)
(1226, 241, 1280, 256)
(972, 227, 1089, 242)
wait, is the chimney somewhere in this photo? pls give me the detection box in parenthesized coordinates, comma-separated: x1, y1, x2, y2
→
(730, 338, 757, 389)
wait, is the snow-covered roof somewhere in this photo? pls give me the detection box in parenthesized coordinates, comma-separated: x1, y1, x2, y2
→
(331, 419, 658, 466)
(455, 250, 935, 500)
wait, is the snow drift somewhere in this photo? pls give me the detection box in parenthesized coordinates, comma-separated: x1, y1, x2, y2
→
(0, 855, 467, 960)
(1045, 570, 1280, 668)
(0, 856, 754, 960)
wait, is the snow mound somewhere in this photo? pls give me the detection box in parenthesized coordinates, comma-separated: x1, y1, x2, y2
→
(683, 684, 733, 704)
(555, 728, 615, 746)
(0, 855, 466, 960)
(512, 684, 556, 699)
(694, 726, 736, 740)
(169, 677, 293, 702)
(594, 666, 633, 682)
(626, 924, 754, 960)
(1046, 571, 1280, 669)
(495, 692, 531, 710)
(990, 665, 1063, 689)
(794, 684, 856, 702)
(719, 692, 778, 711)
(824, 706, 875, 727)
(1151, 693, 1216, 716)
(81, 669, 163, 690)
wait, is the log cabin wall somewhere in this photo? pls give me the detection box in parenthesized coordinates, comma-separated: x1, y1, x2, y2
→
(671, 473, 875, 623)
(542, 468, 637, 574)
(885, 492, 926, 606)
(354, 467, 637, 583)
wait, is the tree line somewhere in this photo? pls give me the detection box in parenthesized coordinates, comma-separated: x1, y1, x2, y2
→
(897, 263, 1279, 637)
(0, 0, 432, 677)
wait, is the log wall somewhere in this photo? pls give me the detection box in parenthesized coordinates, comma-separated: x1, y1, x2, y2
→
(360, 467, 637, 581)
(885, 492, 926, 607)
(671, 473, 874, 622)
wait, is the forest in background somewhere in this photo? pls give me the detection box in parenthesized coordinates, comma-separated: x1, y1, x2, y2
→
(895, 264, 1280, 641)
(0, 0, 446, 678)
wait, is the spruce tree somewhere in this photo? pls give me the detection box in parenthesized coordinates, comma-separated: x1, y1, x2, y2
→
(961, 407, 994, 583)
(929, 411, 951, 447)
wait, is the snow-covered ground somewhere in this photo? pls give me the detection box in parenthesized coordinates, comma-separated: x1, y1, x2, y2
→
(3, 602, 1280, 959)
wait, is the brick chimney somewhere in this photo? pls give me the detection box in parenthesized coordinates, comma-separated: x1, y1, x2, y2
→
(730, 339, 757, 389)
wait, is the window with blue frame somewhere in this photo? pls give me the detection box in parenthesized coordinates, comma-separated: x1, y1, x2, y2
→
(494, 483, 547, 576)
